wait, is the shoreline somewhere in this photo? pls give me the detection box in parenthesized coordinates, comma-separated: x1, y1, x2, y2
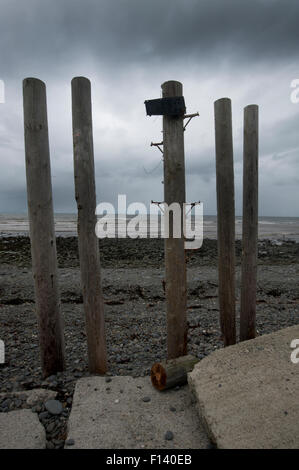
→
(1, 231, 299, 242)
(0, 235, 298, 269)
(0, 235, 298, 448)
(1, 214, 299, 242)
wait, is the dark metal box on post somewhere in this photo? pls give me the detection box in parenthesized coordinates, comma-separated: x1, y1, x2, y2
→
(145, 96, 186, 117)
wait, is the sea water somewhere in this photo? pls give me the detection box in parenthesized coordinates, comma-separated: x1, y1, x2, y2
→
(1, 213, 299, 241)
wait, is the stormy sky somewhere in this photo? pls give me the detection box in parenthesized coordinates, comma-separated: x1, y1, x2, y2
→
(0, 0, 299, 216)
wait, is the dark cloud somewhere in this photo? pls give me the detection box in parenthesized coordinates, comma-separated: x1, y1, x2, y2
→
(1, 0, 299, 76)
(261, 114, 299, 158)
(0, 0, 299, 216)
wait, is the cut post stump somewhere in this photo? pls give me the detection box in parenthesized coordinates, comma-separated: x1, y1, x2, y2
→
(151, 355, 199, 391)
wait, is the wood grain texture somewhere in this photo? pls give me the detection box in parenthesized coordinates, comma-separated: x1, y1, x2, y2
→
(240, 105, 259, 341)
(214, 98, 236, 346)
(72, 77, 107, 373)
(162, 80, 187, 359)
(151, 355, 199, 390)
(23, 77, 65, 377)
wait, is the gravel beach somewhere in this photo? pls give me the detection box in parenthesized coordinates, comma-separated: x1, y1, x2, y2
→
(0, 236, 298, 448)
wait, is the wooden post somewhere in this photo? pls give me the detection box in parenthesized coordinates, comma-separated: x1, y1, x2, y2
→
(23, 78, 65, 377)
(240, 105, 259, 341)
(214, 98, 236, 346)
(71, 77, 107, 374)
(162, 80, 187, 359)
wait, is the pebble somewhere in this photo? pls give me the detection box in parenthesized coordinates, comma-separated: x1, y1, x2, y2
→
(47, 375, 57, 383)
(46, 422, 56, 433)
(65, 439, 75, 446)
(142, 396, 151, 402)
(53, 439, 64, 446)
(39, 411, 49, 420)
(1, 398, 11, 408)
(105, 377, 112, 383)
(165, 431, 174, 441)
(45, 399, 63, 415)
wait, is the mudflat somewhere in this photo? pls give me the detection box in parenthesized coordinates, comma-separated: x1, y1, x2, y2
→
(0, 236, 298, 448)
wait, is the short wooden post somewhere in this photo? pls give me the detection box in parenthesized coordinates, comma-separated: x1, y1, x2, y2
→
(240, 105, 259, 341)
(162, 80, 187, 359)
(151, 355, 199, 391)
(23, 78, 65, 377)
(214, 98, 236, 346)
(71, 77, 107, 373)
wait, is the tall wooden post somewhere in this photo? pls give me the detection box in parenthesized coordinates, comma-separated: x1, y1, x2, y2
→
(240, 105, 259, 341)
(214, 98, 236, 346)
(71, 77, 107, 374)
(162, 80, 187, 359)
(23, 78, 65, 377)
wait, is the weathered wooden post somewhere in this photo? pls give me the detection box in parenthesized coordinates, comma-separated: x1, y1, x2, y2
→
(23, 78, 65, 377)
(71, 77, 107, 373)
(240, 105, 259, 341)
(162, 80, 187, 359)
(214, 98, 236, 346)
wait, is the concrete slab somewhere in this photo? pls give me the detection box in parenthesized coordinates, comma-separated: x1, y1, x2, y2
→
(188, 325, 299, 449)
(66, 376, 210, 449)
(0, 409, 46, 449)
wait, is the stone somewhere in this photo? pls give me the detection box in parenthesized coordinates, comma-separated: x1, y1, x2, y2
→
(45, 400, 63, 415)
(65, 439, 75, 446)
(142, 396, 151, 402)
(26, 389, 57, 407)
(165, 431, 174, 441)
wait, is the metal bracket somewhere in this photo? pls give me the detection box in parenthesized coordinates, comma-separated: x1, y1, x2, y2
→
(183, 112, 199, 131)
(151, 200, 165, 213)
(150, 141, 164, 154)
(151, 200, 201, 216)
(185, 201, 201, 216)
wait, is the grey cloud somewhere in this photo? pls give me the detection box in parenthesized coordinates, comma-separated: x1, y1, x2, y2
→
(261, 114, 299, 158)
(0, 0, 299, 217)
(1, 0, 299, 77)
